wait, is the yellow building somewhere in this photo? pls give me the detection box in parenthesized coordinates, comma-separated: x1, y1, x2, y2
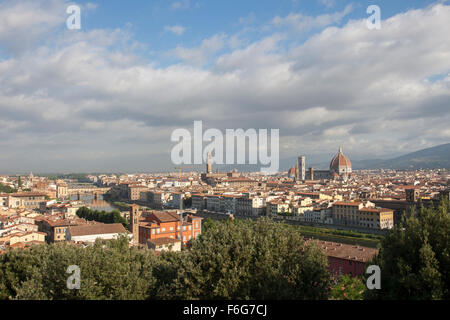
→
(332, 201, 394, 230)
(359, 208, 394, 230)
(266, 201, 291, 215)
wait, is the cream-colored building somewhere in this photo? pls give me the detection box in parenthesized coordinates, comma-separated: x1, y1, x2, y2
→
(147, 237, 182, 252)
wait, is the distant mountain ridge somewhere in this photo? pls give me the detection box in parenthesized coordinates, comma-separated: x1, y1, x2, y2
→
(356, 143, 450, 170)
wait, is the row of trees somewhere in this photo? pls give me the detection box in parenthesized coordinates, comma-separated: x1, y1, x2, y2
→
(0, 218, 333, 300)
(76, 207, 128, 228)
(0, 198, 448, 300)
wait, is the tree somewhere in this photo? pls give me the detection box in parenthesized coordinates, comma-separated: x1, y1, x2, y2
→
(330, 275, 366, 300)
(0, 183, 16, 194)
(75, 207, 128, 227)
(1, 218, 333, 300)
(0, 236, 158, 300)
(365, 198, 450, 300)
(168, 218, 332, 300)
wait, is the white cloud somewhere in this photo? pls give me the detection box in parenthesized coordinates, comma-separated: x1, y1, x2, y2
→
(170, 34, 227, 66)
(0, 0, 66, 54)
(318, 0, 336, 8)
(272, 4, 354, 32)
(164, 25, 186, 36)
(1, 1, 450, 171)
(171, 0, 190, 10)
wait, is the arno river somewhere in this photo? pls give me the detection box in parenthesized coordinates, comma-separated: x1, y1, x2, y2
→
(69, 194, 116, 212)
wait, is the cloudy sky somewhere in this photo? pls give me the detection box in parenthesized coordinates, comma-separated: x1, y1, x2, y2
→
(0, 0, 449, 173)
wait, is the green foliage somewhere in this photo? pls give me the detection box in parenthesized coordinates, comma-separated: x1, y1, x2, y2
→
(0, 183, 16, 194)
(330, 275, 366, 300)
(0, 236, 158, 300)
(0, 218, 333, 300)
(365, 198, 450, 300)
(167, 218, 332, 300)
(76, 207, 128, 227)
(201, 218, 216, 234)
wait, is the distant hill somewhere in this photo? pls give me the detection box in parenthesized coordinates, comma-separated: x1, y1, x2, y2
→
(362, 143, 450, 170)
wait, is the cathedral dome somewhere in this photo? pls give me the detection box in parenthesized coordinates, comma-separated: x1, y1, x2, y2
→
(330, 147, 352, 175)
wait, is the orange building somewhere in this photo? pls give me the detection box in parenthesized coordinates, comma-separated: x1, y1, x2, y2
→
(138, 211, 202, 246)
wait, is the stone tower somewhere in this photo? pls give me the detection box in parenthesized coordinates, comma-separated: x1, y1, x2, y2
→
(130, 204, 141, 245)
(298, 156, 306, 181)
(206, 151, 212, 174)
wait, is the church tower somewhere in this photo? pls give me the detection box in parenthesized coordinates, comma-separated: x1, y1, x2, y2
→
(130, 204, 141, 245)
(298, 156, 306, 181)
(206, 152, 212, 174)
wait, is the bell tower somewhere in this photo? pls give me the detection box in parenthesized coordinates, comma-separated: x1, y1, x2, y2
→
(130, 204, 141, 245)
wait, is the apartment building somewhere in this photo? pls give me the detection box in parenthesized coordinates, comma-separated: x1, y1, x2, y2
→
(359, 208, 394, 230)
(0, 230, 46, 247)
(56, 182, 68, 199)
(36, 216, 90, 243)
(138, 211, 202, 246)
(332, 201, 394, 230)
(292, 205, 313, 217)
(266, 201, 290, 216)
(332, 201, 364, 226)
(7, 192, 47, 209)
(222, 195, 238, 214)
(147, 237, 182, 252)
(128, 185, 148, 201)
(206, 194, 222, 212)
(191, 194, 207, 210)
(236, 196, 265, 216)
(168, 192, 185, 209)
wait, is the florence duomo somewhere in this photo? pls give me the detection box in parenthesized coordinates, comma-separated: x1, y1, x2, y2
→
(291, 147, 353, 182)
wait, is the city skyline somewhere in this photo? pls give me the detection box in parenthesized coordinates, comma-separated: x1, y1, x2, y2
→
(1, 0, 450, 173)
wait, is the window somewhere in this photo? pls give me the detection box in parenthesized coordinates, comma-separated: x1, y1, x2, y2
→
(152, 229, 155, 235)
(170, 227, 173, 231)
(162, 228, 166, 232)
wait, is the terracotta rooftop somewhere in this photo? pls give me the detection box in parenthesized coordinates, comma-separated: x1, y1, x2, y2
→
(68, 223, 128, 237)
(308, 240, 378, 262)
